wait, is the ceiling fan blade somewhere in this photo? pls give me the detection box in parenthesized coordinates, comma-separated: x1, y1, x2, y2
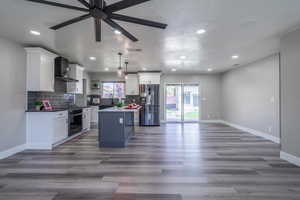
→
(95, 19, 101, 42)
(50, 14, 91, 30)
(95, 0, 103, 8)
(110, 14, 167, 29)
(90, 0, 105, 8)
(89, 0, 94, 6)
(105, 0, 150, 13)
(77, 0, 90, 8)
(26, 0, 89, 12)
(104, 18, 138, 42)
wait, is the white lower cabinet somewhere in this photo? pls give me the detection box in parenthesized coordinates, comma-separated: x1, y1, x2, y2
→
(91, 106, 99, 124)
(26, 111, 68, 150)
(82, 108, 91, 132)
(53, 112, 68, 144)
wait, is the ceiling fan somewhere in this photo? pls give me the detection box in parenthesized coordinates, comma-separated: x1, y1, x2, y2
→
(26, 0, 168, 42)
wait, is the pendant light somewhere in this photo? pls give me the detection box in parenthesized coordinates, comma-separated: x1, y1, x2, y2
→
(117, 52, 123, 77)
(124, 61, 129, 80)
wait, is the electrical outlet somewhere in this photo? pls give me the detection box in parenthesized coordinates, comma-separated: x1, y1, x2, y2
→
(208, 114, 211, 119)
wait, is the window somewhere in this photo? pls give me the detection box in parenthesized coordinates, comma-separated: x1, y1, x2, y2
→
(102, 82, 114, 98)
(102, 82, 125, 98)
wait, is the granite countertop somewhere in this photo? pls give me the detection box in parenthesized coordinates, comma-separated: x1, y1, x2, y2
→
(99, 106, 141, 113)
(26, 109, 68, 113)
(26, 106, 92, 113)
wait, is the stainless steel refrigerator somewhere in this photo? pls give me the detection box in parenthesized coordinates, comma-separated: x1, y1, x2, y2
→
(139, 84, 160, 126)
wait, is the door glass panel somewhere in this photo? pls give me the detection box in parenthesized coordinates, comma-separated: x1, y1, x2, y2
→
(166, 85, 182, 121)
(183, 85, 199, 121)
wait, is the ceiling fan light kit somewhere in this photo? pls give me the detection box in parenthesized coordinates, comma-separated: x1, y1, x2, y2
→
(26, 0, 168, 42)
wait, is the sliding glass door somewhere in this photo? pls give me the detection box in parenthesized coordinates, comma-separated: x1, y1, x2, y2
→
(166, 84, 199, 122)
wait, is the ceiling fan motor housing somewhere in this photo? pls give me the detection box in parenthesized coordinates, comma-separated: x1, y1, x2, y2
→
(90, 8, 108, 19)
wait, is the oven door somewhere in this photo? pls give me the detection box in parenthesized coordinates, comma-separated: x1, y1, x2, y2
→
(69, 110, 83, 136)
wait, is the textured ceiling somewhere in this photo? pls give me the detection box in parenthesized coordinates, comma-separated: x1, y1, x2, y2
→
(1, 0, 300, 73)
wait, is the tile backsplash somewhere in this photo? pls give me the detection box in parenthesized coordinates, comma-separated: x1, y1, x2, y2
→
(125, 95, 140, 104)
(27, 92, 75, 110)
(27, 78, 87, 110)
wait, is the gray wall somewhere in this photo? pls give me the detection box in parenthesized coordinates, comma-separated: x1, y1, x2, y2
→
(0, 38, 26, 152)
(280, 29, 300, 157)
(160, 74, 222, 121)
(221, 54, 280, 138)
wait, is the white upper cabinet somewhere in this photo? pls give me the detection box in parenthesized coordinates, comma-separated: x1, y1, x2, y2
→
(126, 74, 139, 95)
(138, 72, 161, 85)
(67, 64, 84, 94)
(25, 47, 57, 92)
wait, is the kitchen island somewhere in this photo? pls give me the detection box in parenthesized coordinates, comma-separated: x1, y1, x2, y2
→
(98, 106, 140, 148)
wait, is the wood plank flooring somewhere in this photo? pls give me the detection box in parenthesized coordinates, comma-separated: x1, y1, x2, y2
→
(1, 123, 300, 200)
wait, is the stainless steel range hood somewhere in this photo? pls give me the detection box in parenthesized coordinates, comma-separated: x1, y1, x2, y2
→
(55, 57, 78, 82)
(55, 76, 78, 82)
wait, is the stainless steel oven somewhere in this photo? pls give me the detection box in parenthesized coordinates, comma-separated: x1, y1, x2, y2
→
(69, 109, 83, 137)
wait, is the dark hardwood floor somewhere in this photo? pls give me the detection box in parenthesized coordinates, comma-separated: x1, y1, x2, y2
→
(1, 123, 300, 200)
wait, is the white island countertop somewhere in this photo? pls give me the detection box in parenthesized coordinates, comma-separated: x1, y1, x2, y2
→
(98, 106, 141, 113)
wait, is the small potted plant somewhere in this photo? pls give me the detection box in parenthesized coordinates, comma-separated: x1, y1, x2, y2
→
(116, 102, 124, 108)
(34, 101, 43, 111)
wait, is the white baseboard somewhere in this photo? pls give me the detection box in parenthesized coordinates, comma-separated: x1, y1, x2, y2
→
(199, 120, 223, 123)
(0, 144, 27, 160)
(161, 120, 223, 124)
(220, 120, 280, 144)
(280, 151, 300, 167)
(27, 143, 52, 150)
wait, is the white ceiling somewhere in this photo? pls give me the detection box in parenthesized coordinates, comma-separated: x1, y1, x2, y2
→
(1, 0, 300, 73)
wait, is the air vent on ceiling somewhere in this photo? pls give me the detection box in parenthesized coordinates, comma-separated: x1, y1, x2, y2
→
(127, 48, 143, 52)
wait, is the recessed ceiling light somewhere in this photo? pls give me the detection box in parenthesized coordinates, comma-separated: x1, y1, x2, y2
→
(232, 55, 239, 59)
(207, 68, 213, 72)
(104, 68, 109, 71)
(142, 67, 147, 71)
(197, 29, 206, 34)
(114, 30, 121, 35)
(171, 68, 177, 72)
(180, 55, 186, 60)
(30, 30, 41, 36)
(89, 56, 96, 61)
